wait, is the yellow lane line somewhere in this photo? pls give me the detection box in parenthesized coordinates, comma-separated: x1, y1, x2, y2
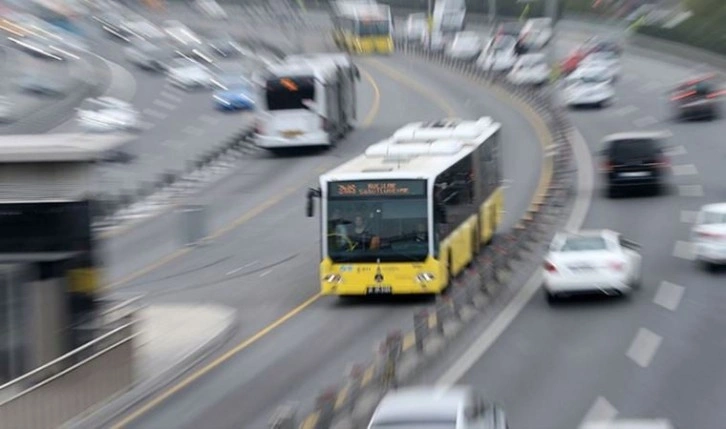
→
(110, 65, 388, 428)
(299, 411, 319, 429)
(110, 293, 322, 429)
(363, 58, 458, 117)
(333, 384, 350, 410)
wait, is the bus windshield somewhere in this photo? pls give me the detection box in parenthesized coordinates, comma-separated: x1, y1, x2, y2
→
(358, 20, 390, 36)
(265, 76, 315, 111)
(326, 195, 429, 263)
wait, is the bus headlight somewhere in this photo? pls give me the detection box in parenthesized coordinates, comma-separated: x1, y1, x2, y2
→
(323, 274, 342, 284)
(416, 273, 435, 283)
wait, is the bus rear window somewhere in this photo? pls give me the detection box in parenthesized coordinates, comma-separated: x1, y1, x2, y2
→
(265, 76, 315, 111)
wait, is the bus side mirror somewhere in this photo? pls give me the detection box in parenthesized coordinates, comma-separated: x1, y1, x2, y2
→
(306, 187, 321, 217)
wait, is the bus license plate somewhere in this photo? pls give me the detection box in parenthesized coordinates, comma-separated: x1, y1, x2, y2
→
(366, 286, 392, 294)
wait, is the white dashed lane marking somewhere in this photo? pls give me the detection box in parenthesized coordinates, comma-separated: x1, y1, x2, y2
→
(653, 281, 685, 311)
(160, 91, 183, 103)
(678, 184, 704, 197)
(153, 99, 177, 110)
(673, 240, 695, 260)
(182, 126, 204, 136)
(666, 145, 687, 157)
(680, 210, 699, 223)
(633, 116, 659, 127)
(626, 328, 663, 368)
(614, 105, 640, 116)
(200, 114, 221, 126)
(671, 164, 698, 176)
(581, 396, 619, 424)
(143, 108, 168, 120)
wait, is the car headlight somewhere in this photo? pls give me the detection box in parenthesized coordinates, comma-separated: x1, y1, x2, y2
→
(416, 272, 435, 283)
(323, 274, 342, 283)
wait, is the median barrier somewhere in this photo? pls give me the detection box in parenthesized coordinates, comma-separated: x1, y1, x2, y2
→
(266, 40, 577, 429)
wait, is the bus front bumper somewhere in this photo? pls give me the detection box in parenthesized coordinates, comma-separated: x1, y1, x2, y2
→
(254, 132, 330, 148)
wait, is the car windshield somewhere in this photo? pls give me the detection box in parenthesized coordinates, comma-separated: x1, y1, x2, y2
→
(358, 20, 390, 36)
(571, 70, 609, 83)
(369, 424, 456, 429)
(520, 55, 545, 67)
(701, 211, 726, 225)
(609, 139, 659, 162)
(559, 236, 608, 252)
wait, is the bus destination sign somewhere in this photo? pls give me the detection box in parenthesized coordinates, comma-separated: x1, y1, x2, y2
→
(330, 180, 426, 197)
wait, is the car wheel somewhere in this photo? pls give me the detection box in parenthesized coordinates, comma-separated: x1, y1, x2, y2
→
(630, 270, 642, 289)
(703, 260, 718, 272)
(606, 185, 619, 198)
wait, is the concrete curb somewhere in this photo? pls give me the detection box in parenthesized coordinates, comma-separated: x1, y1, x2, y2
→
(269, 43, 578, 429)
(64, 305, 240, 429)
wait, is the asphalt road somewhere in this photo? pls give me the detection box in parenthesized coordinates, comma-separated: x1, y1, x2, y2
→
(43, 17, 275, 199)
(0, 39, 91, 134)
(101, 48, 545, 429)
(416, 27, 726, 429)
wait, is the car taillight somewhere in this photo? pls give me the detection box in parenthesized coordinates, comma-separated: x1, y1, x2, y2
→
(254, 121, 263, 134)
(654, 155, 669, 168)
(707, 90, 726, 99)
(601, 160, 613, 172)
(321, 117, 329, 131)
(609, 260, 624, 271)
(697, 231, 726, 240)
(544, 260, 557, 272)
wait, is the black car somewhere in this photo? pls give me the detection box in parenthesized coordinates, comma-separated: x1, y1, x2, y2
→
(670, 75, 723, 120)
(600, 132, 670, 197)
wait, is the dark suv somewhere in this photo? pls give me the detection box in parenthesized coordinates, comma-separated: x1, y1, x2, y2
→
(670, 75, 724, 121)
(600, 132, 670, 197)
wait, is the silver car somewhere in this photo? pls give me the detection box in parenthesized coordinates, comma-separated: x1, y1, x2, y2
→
(166, 58, 214, 90)
(368, 386, 508, 429)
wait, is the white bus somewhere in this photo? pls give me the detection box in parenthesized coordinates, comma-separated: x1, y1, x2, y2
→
(254, 57, 354, 151)
(432, 0, 466, 34)
(284, 53, 360, 132)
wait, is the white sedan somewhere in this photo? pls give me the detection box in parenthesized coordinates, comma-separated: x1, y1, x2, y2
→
(166, 58, 214, 89)
(76, 97, 141, 132)
(476, 35, 518, 73)
(543, 229, 642, 303)
(446, 31, 482, 61)
(562, 66, 615, 107)
(691, 203, 726, 270)
(507, 53, 551, 86)
(580, 51, 622, 81)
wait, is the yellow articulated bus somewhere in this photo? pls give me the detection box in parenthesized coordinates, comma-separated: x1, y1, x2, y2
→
(306, 117, 504, 296)
(330, 0, 394, 55)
